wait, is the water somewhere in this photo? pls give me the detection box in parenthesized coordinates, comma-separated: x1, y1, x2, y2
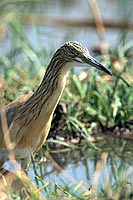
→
(28, 136, 133, 196)
(0, 0, 132, 56)
(25, 0, 132, 52)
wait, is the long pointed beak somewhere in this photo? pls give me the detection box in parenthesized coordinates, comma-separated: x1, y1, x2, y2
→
(82, 55, 112, 76)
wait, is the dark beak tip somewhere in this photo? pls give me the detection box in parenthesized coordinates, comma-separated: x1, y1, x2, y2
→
(108, 70, 113, 76)
(106, 66, 113, 76)
(100, 63, 112, 76)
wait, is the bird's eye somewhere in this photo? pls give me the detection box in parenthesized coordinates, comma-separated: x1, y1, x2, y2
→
(75, 52, 79, 56)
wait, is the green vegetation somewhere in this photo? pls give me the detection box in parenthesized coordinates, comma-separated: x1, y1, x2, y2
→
(63, 36, 133, 132)
(0, 23, 132, 134)
(0, 1, 133, 199)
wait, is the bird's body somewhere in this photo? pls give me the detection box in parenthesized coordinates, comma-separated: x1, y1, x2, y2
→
(0, 41, 112, 172)
(0, 57, 68, 169)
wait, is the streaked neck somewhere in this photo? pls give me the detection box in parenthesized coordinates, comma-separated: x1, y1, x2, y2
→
(17, 58, 69, 126)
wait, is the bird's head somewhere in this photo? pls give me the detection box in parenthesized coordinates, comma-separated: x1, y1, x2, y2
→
(58, 41, 112, 76)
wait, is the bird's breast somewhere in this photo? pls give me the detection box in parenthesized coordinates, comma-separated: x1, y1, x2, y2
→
(17, 115, 52, 152)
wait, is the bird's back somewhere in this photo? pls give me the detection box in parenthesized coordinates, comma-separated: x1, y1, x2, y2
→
(0, 93, 32, 147)
(0, 93, 33, 169)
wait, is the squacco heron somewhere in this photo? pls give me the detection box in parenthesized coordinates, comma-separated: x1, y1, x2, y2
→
(0, 41, 112, 172)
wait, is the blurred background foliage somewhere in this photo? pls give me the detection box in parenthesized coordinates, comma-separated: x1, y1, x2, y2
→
(0, 1, 133, 199)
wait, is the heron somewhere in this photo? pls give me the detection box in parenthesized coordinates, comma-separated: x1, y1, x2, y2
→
(0, 41, 112, 173)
